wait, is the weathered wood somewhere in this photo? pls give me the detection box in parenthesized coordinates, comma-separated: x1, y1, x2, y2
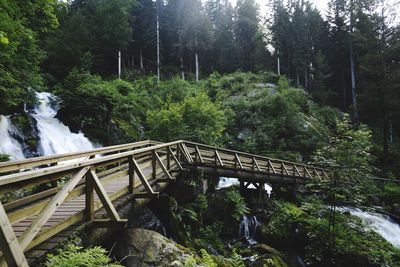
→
(129, 157, 157, 195)
(253, 157, 261, 171)
(168, 147, 183, 170)
(195, 145, 204, 164)
(0, 202, 29, 267)
(214, 150, 224, 166)
(19, 166, 90, 251)
(88, 168, 120, 221)
(154, 152, 173, 180)
(235, 154, 244, 169)
(0, 140, 155, 174)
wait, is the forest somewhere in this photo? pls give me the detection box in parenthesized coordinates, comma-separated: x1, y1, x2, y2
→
(0, 0, 400, 266)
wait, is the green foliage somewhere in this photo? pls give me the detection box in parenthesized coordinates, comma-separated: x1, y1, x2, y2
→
(0, 154, 10, 162)
(262, 199, 400, 267)
(207, 72, 337, 161)
(207, 187, 249, 236)
(312, 114, 376, 188)
(0, 0, 57, 114)
(147, 93, 226, 144)
(45, 245, 122, 267)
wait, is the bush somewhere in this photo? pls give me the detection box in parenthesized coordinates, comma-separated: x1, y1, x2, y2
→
(147, 93, 226, 144)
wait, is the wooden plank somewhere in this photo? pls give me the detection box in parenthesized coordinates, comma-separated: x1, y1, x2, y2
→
(235, 153, 244, 169)
(128, 156, 134, 193)
(282, 163, 290, 175)
(293, 164, 302, 177)
(0, 202, 29, 267)
(195, 145, 204, 164)
(85, 172, 94, 221)
(18, 167, 90, 251)
(215, 150, 224, 166)
(88, 168, 120, 221)
(167, 147, 183, 170)
(253, 157, 261, 171)
(268, 160, 277, 174)
(154, 152, 173, 180)
(0, 140, 154, 174)
(129, 157, 157, 195)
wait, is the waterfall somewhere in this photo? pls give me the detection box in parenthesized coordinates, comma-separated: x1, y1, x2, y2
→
(339, 207, 400, 248)
(239, 215, 259, 244)
(0, 115, 25, 160)
(0, 92, 96, 161)
(32, 92, 95, 156)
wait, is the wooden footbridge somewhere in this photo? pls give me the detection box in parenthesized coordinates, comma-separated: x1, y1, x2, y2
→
(0, 140, 331, 267)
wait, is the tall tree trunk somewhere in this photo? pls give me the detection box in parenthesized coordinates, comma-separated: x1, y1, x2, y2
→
(304, 65, 308, 89)
(195, 32, 199, 83)
(296, 68, 299, 87)
(349, 0, 359, 122)
(277, 49, 281, 75)
(156, 0, 160, 83)
(118, 50, 121, 79)
(179, 32, 185, 80)
(140, 48, 144, 70)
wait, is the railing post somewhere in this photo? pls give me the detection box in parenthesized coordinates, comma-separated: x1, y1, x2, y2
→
(128, 156, 134, 193)
(152, 150, 157, 180)
(281, 162, 284, 175)
(167, 146, 171, 170)
(0, 202, 29, 267)
(85, 173, 94, 221)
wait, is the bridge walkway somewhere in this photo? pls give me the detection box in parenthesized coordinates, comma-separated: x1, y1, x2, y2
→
(0, 140, 330, 266)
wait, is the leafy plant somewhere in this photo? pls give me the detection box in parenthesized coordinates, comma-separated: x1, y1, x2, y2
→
(45, 245, 123, 267)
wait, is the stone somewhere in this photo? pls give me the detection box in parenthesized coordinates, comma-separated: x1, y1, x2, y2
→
(112, 228, 193, 267)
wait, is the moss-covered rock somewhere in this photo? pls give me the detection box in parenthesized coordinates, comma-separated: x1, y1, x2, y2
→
(9, 113, 40, 157)
(251, 244, 289, 267)
(111, 228, 194, 267)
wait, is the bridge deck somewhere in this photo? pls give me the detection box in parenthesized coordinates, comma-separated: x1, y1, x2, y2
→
(0, 140, 330, 266)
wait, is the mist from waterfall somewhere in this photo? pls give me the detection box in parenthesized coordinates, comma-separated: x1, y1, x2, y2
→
(0, 115, 25, 160)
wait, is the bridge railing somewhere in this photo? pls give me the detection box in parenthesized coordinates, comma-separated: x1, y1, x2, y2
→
(0, 139, 332, 266)
(0, 140, 184, 266)
(179, 141, 331, 181)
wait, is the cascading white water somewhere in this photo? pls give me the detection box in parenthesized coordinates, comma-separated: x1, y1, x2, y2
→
(339, 207, 400, 248)
(0, 115, 25, 160)
(239, 215, 259, 244)
(32, 92, 95, 156)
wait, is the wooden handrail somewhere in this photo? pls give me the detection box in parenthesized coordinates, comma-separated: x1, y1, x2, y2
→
(182, 140, 330, 171)
(0, 140, 161, 174)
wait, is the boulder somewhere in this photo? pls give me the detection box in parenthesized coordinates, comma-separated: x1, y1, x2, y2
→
(113, 228, 192, 267)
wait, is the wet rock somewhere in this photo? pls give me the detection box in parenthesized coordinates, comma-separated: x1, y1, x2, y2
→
(9, 113, 40, 157)
(112, 228, 192, 267)
(250, 244, 289, 267)
(128, 207, 166, 235)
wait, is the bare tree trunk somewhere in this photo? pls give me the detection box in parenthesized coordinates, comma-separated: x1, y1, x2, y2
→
(277, 49, 281, 75)
(140, 48, 144, 70)
(349, 0, 359, 122)
(304, 65, 308, 89)
(296, 68, 299, 87)
(195, 32, 199, 83)
(118, 50, 121, 79)
(156, 0, 160, 83)
(179, 32, 185, 80)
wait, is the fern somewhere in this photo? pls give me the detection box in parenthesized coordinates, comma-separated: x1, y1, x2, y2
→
(45, 245, 123, 267)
